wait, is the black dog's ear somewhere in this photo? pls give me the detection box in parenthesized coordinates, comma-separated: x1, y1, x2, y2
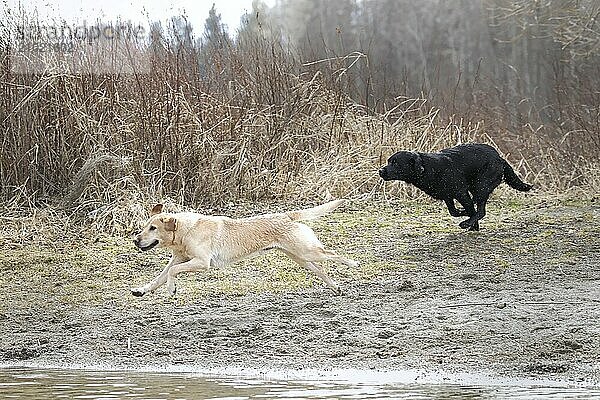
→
(411, 152, 425, 174)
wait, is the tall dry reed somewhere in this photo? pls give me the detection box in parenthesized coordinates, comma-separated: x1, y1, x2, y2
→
(1, 12, 597, 233)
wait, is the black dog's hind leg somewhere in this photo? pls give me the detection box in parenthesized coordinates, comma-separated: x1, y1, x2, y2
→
(459, 198, 487, 231)
(460, 192, 491, 231)
(444, 199, 469, 217)
(459, 167, 503, 231)
(455, 191, 480, 231)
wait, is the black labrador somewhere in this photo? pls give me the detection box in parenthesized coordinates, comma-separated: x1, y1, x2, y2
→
(378, 143, 532, 231)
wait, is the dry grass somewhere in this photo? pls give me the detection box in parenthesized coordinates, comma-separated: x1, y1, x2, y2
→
(1, 12, 599, 234)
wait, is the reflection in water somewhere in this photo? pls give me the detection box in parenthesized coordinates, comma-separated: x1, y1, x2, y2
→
(0, 367, 598, 399)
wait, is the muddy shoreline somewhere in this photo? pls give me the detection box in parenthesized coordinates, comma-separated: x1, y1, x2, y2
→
(1, 197, 599, 385)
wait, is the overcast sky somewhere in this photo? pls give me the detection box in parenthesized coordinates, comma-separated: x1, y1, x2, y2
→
(6, 0, 275, 34)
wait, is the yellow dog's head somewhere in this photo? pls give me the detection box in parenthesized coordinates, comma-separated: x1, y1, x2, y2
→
(133, 204, 177, 251)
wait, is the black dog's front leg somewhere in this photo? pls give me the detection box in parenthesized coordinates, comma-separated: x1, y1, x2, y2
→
(444, 199, 469, 217)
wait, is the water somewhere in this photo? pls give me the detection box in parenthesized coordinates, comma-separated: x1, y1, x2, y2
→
(1, 366, 599, 399)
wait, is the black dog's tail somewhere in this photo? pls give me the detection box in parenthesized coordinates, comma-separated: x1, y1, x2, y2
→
(503, 162, 533, 192)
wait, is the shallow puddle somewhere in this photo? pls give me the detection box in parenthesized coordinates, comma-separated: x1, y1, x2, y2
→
(1, 366, 599, 399)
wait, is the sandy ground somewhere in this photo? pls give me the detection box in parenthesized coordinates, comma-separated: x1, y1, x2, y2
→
(0, 194, 599, 385)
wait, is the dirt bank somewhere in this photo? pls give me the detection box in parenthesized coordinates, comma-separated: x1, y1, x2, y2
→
(0, 194, 599, 385)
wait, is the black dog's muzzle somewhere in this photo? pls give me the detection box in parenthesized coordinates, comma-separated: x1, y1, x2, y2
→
(378, 167, 390, 180)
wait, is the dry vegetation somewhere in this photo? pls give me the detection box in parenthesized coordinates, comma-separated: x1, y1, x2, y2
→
(0, 9, 599, 236)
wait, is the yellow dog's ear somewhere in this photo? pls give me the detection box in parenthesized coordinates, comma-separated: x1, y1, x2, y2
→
(150, 204, 163, 216)
(160, 217, 177, 232)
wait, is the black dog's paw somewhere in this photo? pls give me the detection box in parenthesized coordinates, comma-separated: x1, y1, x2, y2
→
(459, 219, 477, 230)
(460, 219, 480, 231)
(469, 222, 480, 231)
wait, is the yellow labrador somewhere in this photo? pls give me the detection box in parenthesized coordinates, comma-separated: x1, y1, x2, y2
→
(131, 200, 358, 296)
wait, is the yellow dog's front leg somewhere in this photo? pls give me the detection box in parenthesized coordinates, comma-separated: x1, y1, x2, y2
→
(165, 258, 210, 297)
(131, 253, 189, 297)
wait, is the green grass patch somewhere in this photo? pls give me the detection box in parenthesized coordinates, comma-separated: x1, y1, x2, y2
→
(1, 196, 597, 304)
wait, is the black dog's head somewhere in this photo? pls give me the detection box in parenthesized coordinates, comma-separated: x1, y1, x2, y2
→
(379, 151, 424, 182)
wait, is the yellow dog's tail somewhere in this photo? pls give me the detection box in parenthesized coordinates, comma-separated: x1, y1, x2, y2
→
(286, 199, 346, 221)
